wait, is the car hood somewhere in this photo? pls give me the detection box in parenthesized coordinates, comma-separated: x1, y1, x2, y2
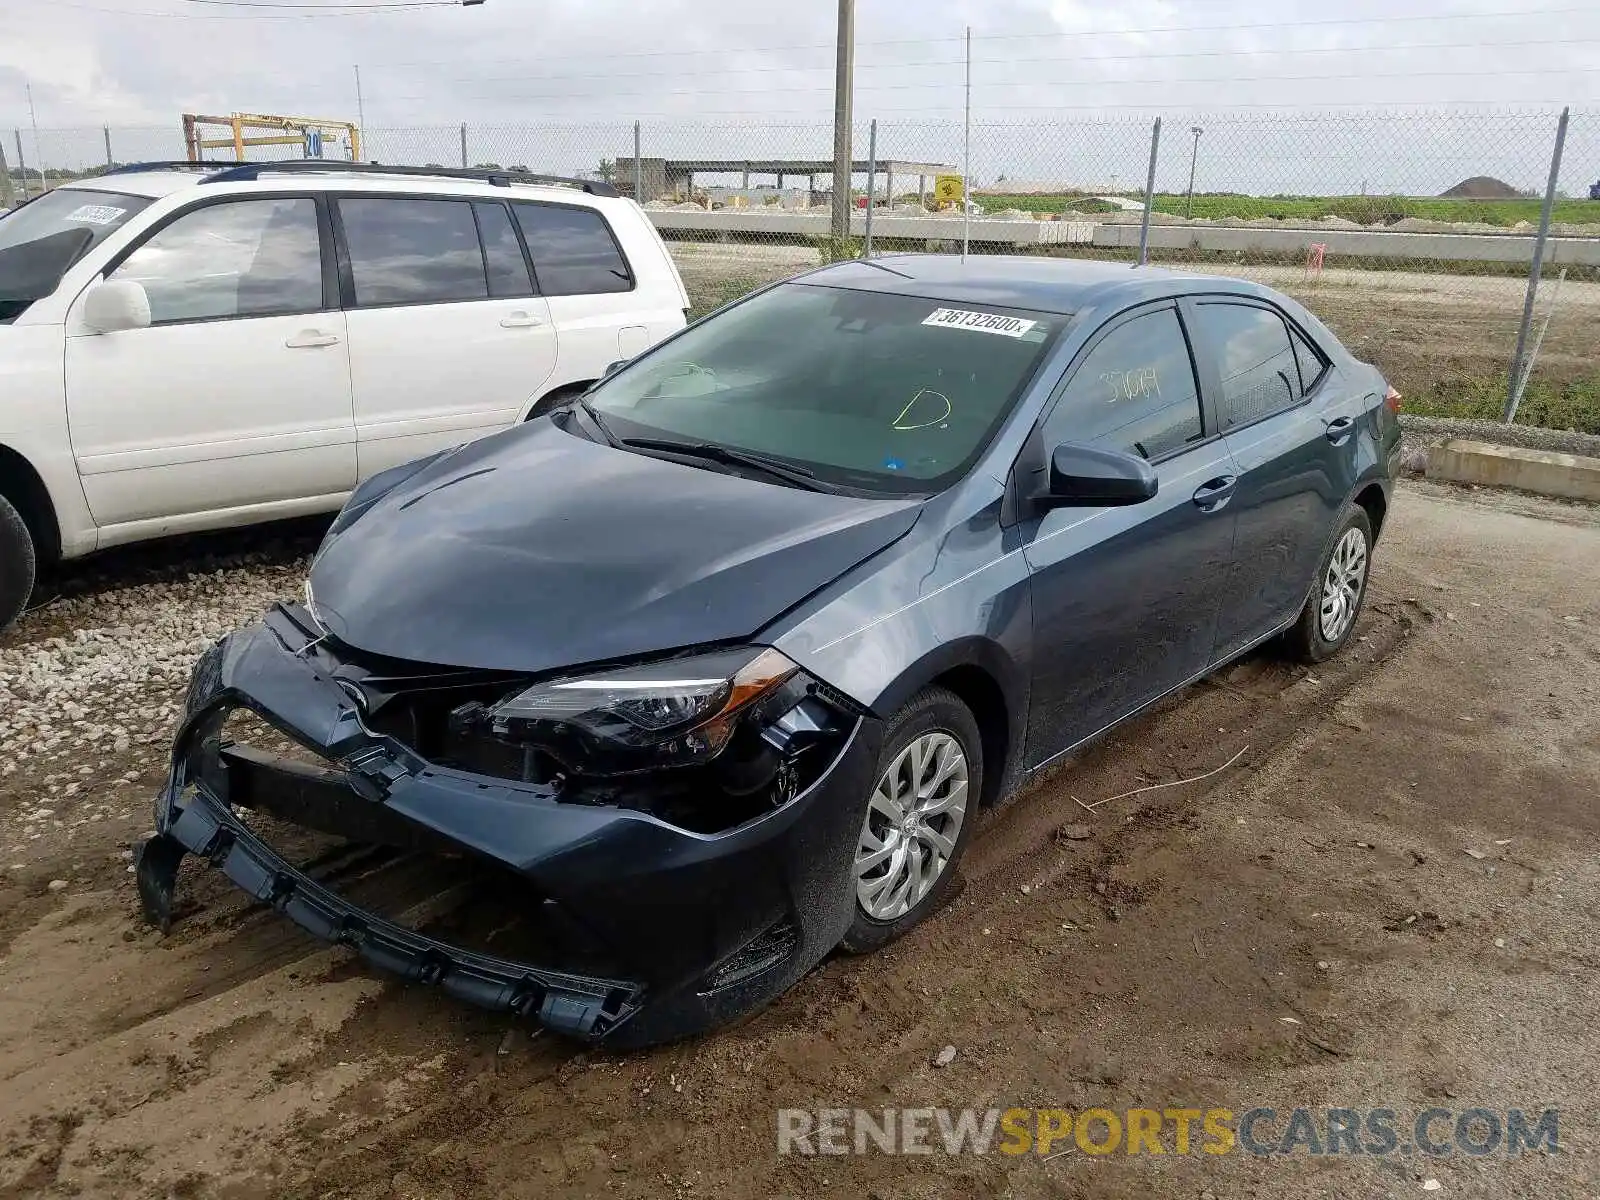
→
(308, 420, 923, 674)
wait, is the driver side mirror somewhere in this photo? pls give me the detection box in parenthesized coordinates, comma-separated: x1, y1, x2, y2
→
(1040, 443, 1158, 508)
(602, 359, 628, 379)
(82, 280, 151, 334)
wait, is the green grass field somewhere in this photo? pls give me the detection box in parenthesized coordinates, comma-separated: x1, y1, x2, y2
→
(975, 192, 1600, 227)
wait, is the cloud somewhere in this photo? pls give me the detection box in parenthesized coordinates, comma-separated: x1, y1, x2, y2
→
(0, 0, 1595, 190)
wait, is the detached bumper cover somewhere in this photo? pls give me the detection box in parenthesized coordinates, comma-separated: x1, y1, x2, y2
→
(139, 606, 881, 1047)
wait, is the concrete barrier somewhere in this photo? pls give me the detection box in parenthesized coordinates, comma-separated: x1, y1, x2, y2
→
(641, 208, 1600, 265)
(1427, 438, 1600, 502)
(1091, 222, 1600, 266)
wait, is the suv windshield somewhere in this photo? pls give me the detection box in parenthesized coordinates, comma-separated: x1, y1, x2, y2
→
(0, 187, 153, 320)
(587, 281, 1061, 494)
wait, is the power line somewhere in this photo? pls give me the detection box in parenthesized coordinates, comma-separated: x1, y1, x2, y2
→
(360, 64, 1600, 106)
(362, 37, 1600, 88)
(34, 0, 463, 16)
(363, 7, 1599, 66)
(174, 0, 464, 5)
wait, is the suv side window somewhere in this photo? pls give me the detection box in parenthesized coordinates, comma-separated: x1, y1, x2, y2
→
(1194, 302, 1302, 429)
(473, 201, 534, 299)
(339, 198, 488, 307)
(111, 197, 323, 325)
(512, 203, 632, 296)
(1042, 306, 1205, 461)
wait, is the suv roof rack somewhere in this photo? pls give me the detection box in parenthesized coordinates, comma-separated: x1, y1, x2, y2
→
(197, 160, 621, 196)
(102, 160, 244, 176)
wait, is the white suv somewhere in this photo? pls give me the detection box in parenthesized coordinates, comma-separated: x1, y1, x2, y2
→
(0, 161, 690, 631)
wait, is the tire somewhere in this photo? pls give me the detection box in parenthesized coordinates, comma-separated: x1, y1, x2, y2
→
(840, 686, 982, 954)
(0, 493, 36, 637)
(1283, 507, 1373, 664)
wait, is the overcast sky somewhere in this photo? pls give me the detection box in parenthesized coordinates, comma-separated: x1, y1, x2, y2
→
(1, 0, 1597, 191)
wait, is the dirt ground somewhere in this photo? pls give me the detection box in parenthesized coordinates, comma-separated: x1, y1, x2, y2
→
(1, 479, 1598, 1199)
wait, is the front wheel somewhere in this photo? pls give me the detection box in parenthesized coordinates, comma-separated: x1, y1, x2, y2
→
(0, 493, 37, 637)
(1284, 507, 1373, 663)
(840, 687, 981, 954)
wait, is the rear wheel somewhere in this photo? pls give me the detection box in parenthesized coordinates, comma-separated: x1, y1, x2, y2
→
(1284, 507, 1372, 663)
(840, 687, 981, 954)
(0, 493, 37, 636)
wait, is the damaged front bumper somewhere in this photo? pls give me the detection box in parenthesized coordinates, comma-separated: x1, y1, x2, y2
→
(138, 605, 881, 1048)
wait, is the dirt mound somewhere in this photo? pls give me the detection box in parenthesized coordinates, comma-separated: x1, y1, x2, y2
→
(1440, 175, 1521, 199)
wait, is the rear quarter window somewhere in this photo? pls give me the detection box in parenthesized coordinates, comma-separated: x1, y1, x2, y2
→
(512, 203, 632, 297)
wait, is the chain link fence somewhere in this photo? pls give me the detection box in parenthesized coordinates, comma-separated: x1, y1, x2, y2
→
(5, 109, 1598, 432)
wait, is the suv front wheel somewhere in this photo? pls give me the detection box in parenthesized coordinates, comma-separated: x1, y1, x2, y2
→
(0, 493, 36, 636)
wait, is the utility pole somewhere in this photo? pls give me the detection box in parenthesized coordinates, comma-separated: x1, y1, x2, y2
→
(830, 0, 855, 250)
(0, 139, 14, 209)
(354, 65, 366, 155)
(1185, 126, 1202, 218)
(26, 82, 45, 194)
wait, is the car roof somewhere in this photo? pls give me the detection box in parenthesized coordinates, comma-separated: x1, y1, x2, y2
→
(798, 253, 1267, 316)
(62, 172, 209, 199)
(60, 165, 614, 205)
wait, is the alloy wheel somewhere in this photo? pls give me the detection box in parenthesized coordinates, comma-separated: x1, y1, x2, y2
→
(854, 731, 969, 921)
(1319, 526, 1369, 643)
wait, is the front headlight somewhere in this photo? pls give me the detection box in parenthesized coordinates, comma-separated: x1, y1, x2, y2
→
(490, 646, 800, 776)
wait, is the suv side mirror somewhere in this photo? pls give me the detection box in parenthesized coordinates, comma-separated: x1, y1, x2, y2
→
(602, 359, 627, 378)
(83, 280, 152, 334)
(1041, 443, 1158, 508)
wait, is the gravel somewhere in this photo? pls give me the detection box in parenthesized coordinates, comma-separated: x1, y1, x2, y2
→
(1399, 413, 1600, 459)
(0, 556, 309, 851)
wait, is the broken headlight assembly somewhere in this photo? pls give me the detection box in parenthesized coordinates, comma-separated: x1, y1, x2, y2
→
(488, 646, 801, 776)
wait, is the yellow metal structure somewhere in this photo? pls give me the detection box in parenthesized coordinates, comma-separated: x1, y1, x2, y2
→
(182, 113, 362, 162)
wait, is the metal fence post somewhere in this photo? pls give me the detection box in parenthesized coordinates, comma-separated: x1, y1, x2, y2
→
(459, 122, 468, 168)
(863, 119, 877, 258)
(1137, 116, 1162, 267)
(1505, 106, 1568, 423)
(14, 130, 29, 200)
(633, 120, 642, 202)
(0, 138, 13, 209)
(103, 125, 113, 170)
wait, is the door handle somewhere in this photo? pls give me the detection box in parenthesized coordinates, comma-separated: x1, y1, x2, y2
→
(1324, 416, 1356, 444)
(286, 331, 341, 348)
(500, 312, 545, 329)
(1191, 475, 1238, 513)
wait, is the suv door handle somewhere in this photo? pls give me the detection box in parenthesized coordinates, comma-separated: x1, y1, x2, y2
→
(1192, 475, 1238, 513)
(1324, 416, 1356, 444)
(500, 311, 545, 329)
(285, 331, 341, 349)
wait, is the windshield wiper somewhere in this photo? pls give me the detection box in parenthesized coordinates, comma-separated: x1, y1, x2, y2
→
(568, 395, 621, 447)
(619, 438, 836, 493)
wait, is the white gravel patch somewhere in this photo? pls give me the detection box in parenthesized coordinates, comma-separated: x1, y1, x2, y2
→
(0, 557, 309, 854)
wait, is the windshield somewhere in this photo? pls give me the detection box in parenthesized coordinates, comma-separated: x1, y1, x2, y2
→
(587, 281, 1061, 494)
(0, 187, 153, 318)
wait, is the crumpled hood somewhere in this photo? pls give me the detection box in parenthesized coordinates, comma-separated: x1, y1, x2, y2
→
(308, 420, 922, 673)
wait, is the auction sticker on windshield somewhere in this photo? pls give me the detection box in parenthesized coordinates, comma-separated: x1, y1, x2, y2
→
(64, 204, 129, 226)
(923, 308, 1040, 339)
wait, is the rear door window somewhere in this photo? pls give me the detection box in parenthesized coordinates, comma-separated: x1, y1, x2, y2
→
(512, 203, 632, 296)
(473, 201, 534, 299)
(339, 197, 488, 307)
(1194, 302, 1302, 430)
(1042, 306, 1205, 461)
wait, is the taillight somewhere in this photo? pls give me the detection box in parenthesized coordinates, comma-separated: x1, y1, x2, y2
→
(1384, 385, 1403, 413)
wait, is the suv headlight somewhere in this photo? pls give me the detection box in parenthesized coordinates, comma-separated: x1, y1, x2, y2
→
(490, 647, 800, 776)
